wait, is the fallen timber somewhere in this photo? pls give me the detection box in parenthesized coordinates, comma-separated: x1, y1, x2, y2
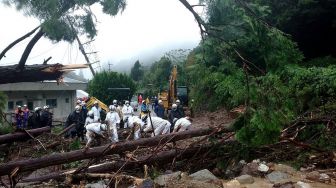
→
(0, 63, 88, 84)
(0, 127, 51, 144)
(0, 128, 220, 176)
(22, 145, 212, 183)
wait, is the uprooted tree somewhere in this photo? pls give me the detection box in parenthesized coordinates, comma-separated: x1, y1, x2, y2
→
(0, 0, 127, 84)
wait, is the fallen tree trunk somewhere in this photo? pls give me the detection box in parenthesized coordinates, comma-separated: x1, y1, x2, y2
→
(57, 124, 75, 136)
(0, 63, 88, 84)
(0, 128, 216, 176)
(0, 127, 51, 144)
(22, 145, 211, 183)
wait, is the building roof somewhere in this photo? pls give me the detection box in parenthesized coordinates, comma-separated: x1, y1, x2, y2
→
(0, 77, 87, 91)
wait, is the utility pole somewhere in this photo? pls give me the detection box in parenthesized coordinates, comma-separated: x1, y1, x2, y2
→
(67, 16, 96, 76)
(108, 62, 113, 72)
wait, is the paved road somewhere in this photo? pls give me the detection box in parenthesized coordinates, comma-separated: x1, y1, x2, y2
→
(133, 104, 157, 117)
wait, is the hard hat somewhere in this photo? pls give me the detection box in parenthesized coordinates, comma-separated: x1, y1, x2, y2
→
(17, 105, 22, 108)
(94, 101, 98, 104)
(23, 104, 27, 107)
(176, 99, 180, 103)
(43, 105, 49, 109)
(125, 101, 129, 104)
(81, 101, 86, 106)
(75, 105, 81, 111)
(34, 107, 40, 111)
(109, 105, 116, 111)
(113, 99, 117, 104)
(76, 100, 81, 104)
(158, 100, 162, 103)
(88, 110, 94, 116)
(172, 104, 177, 108)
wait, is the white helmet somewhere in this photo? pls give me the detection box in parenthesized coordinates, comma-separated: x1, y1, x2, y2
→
(176, 99, 180, 103)
(75, 105, 81, 111)
(81, 101, 86, 106)
(158, 100, 163, 103)
(88, 110, 94, 116)
(94, 101, 99, 104)
(34, 107, 41, 111)
(172, 104, 177, 109)
(125, 100, 129, 104)
(76, 100, 81, 104)
(17, 105, 22, 108)
(43, 105, 49, 109)
(109, 105, 116, 111)
(113, 99, 117, 104)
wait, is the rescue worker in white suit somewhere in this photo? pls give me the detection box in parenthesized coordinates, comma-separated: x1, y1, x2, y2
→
(84, 110, 96, 127)
(124, 116, 144, 140)
(91, 101, 102, 122)
(173, 117, 192, 132)
(122, 101, 134, 128)
(105, 105, 120, 142)
(84, 122, 109, 150)
(143, 116, 171, 137)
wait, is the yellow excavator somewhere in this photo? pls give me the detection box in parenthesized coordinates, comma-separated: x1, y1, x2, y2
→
(158, 65, 188, 111)
(85, 96, 109, 112)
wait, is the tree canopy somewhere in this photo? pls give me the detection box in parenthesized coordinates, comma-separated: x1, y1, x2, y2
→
(130, 60, 144, 82)
(87, 71, 136, 105)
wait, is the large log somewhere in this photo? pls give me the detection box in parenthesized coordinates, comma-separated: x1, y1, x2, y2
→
(0, 63, 88, 84)
(0, 127, 51, 144)
(22, 145, 211, 183)
(0, 128, 215, 176)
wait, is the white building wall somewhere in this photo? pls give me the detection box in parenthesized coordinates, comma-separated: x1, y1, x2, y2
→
(4, 90, 77, 121)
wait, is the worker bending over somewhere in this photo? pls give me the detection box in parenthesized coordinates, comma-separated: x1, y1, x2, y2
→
(84, 122, 109, 150)
(143, 116, 171, 137)
(173, 117, 192, 132)
(124, 116, 145, 140)
(85, 110, 95, 127)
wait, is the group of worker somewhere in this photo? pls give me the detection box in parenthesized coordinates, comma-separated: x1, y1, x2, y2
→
(63, 97, 192, 149)
(14, 105, 52, 129)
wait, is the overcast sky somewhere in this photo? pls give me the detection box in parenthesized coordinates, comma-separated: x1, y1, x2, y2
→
(0, 0, 202, 78)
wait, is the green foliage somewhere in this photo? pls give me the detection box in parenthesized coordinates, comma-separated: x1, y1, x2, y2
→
(255, 0, 336, 59)
(88, 71, 136, 104)
(0, 92, 10, 135)
(187, 0, 335, 146)
(3, 0, 126, 42)
(69, 139, 81, 150)
(130, 60, 144, 82)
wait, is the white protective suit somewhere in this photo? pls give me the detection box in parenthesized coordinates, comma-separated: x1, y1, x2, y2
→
(105, 111, 120, 142)
(125, 116, 144, 140)
(84, 116, 95, 127)
(85, 123, 108, 148)
(173, 117, 192, 132)
(91, 106, 102, 122)
(122, 104, 134, 127)
(143, 117, 171, 137)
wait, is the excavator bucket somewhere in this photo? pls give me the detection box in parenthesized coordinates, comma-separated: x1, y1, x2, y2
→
(86, 97, 109, 112)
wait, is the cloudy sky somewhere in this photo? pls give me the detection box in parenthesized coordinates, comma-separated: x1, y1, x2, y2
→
(0, 0, 202, 78)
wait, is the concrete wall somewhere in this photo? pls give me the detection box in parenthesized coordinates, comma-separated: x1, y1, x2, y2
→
(3, 90, 76, 121)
